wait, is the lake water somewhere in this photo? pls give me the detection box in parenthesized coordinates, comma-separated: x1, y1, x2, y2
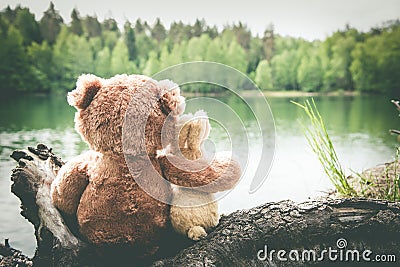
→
(0, 93, 398, 257)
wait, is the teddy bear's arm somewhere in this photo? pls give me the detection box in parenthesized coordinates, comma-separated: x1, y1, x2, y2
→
(51, 151, 100, 215)
(159, 153, 241, 193)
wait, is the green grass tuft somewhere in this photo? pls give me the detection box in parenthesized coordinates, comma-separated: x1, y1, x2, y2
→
(292, 98, 356, 196)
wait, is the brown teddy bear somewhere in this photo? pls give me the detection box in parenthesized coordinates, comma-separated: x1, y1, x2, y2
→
(51, 74, 241, 256)
(170, 111, 220, 241)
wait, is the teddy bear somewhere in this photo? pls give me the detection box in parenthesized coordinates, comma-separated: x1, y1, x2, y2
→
(170, 111, 220, 241)
(51, 74, 241, 256)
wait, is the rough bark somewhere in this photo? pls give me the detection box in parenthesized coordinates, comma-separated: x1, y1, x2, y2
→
(153, 198, 400, 266)
(7, 144, 92, 267)
(1, 144, 400, 266)
(0, 239, 32, 267)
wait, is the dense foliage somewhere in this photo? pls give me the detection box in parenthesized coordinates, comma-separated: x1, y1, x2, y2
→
(1, 3, 399, 94)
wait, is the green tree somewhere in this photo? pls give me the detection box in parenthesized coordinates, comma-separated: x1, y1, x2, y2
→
(102, 18, 119, 32)
(350, 24, 400, 93)
(247, 37, 263, 74)
(83, 15, 102, 38)
(39, 2, 63, 45)
(0, 25, 33, 92)
(134, 19, 144, 34)
(220, 28, 236, 44)
(322, 32, 357, 90)
(273, 36, 303, 55)
(2, 5, 17, 24)
(192, 19, 205, 37)
(111, 39, 135, 74)
(53, 28, 95, 90)
(297, 50, 323, 91)
(262, 24, 275, 61)
(377, 26, 400, 93)
(94, 46, 112, 77)
(226, 41, 247, 73)
(70, 35, 95, 75)
(186, 34, 211, 61)
(271, 50, 299, 90)
(70, 8, 83, 36)
(142, 51, 160, 76)
(232, 22, 251, 50)
(254, 60, 273, 90)
(124, 21, 137, 61)
(159, 45, 173, 69)
(169, 21, 185, 43)
(204, 25, 218, 39)
(151, 18, 166, 43)
(349, 43, 367, 90)
(14, 7, 42, 45)
(52, 26, 71, 88)
(89, 36, 103, 55)
(27, 41, 54, 91)
(205, 37, 228, 64)
(135, 33, 157, 68)
(102, 30, 119, 51)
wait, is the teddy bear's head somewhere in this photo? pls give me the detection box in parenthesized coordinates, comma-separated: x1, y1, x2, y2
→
(68, 74, 185, 156)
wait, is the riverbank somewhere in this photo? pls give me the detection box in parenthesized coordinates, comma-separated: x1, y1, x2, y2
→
(182, 89, 362, 98)
(244, 89, 365, 98)
(262, 90, 361, 98)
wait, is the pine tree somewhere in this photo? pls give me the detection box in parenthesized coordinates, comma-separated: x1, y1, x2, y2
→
(262, 24, 275, 61)
(151, 18, 166, 43)
(39, 2, 63, 45)
(14, 7, 42, 45)
(83, 15, 102, 38)
(70, 8, 83, 36)
(124, 21, 137, 61)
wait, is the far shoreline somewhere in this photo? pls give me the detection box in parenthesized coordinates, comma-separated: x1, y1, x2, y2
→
(3, 89, 392, 100)
(183, 90, 363, 98)
(261, 90, 361, 98)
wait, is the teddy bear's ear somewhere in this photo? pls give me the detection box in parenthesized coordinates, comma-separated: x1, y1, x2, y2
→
(158, 79, 185, 116)
(67, 74, 102, 109)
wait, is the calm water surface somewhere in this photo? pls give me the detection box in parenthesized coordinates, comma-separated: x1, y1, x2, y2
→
(0, 93, 398, 256)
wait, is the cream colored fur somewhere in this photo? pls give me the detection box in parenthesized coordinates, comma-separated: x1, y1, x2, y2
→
(170, 111, 219, 241)
(170, 188, 219, 240)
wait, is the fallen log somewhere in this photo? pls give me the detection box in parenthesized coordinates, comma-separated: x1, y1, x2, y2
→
(0, 239, 32, 267)
(1, 144, 399, 266)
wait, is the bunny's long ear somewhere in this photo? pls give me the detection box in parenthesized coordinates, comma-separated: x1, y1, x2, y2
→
(193, 110, 210, 140)
(68, 74, 103, 110)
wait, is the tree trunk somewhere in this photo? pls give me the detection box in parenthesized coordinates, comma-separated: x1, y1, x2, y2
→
(1, 144, 399, 266)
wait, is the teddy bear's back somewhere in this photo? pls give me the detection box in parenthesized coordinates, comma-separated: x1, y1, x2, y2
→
(77, 154, 172, 252)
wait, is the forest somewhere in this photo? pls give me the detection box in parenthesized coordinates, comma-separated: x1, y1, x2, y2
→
(0, 2, 399, 95)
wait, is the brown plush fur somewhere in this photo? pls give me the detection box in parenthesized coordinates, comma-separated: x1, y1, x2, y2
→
(52, 150, 101, 215)
(158, 153, 241, 192)
(51, 74, 241, 256)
